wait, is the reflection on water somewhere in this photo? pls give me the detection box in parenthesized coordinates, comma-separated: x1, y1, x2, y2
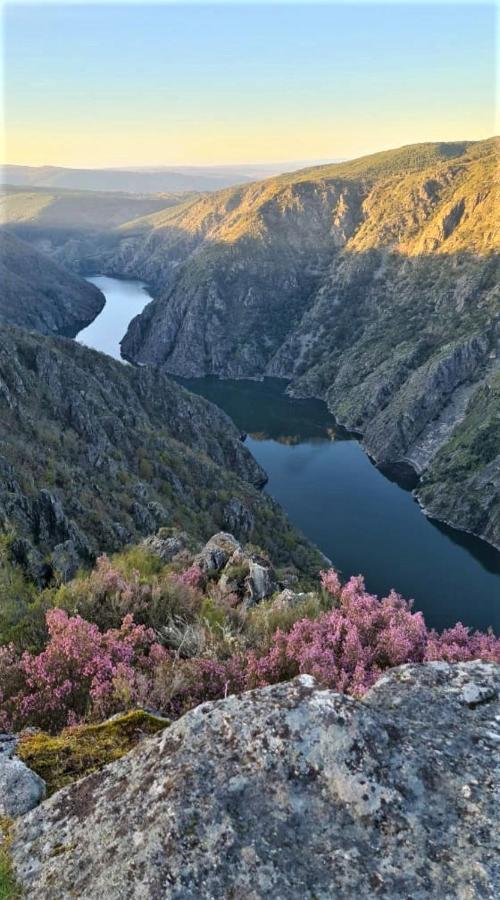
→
(180, 376, 500, 633)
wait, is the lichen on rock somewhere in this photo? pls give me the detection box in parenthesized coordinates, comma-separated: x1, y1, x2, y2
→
(10, 661, 500, 898)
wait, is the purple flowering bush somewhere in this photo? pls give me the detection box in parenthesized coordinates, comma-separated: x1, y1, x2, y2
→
(1, 565, 498, 733)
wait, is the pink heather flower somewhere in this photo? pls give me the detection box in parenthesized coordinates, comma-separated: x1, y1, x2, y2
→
(173, 564, 204, 589)
(320, 569, 341, 596)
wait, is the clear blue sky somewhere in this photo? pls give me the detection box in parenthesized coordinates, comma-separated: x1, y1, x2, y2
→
(2, 2, 497, 166)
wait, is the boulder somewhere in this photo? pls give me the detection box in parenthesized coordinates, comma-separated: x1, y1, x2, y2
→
(141, 530, 190, 563)
(243, 558, 276, 605)
(271, 588, 315, 608)
(10, 661, 500, 898)
(194, 532, 241, 573)
(0, 734, 46, 818)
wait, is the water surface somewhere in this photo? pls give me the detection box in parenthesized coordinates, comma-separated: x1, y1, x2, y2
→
(79, 275, 150, 358)
(76, 276, 500, 632)
(180, 376, 500, 633)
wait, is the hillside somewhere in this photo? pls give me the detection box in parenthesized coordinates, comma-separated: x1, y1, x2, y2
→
(0, 325, 322, 584)
(2, 138, 498, 547)
(0, 231, 104, 336)
(1, 163, 296, 194)
(0, 183, 186, 235)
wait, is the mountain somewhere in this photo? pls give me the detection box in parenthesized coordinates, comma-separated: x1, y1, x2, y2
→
(0, 184, 187, 236)
(0, 231, 104, 336)
(0, 324, 322, 583)
(2, 138, 498, 547)
(1, 162, 322, 194)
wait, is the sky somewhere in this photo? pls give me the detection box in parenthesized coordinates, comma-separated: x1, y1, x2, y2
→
(1, 1, 497, 167)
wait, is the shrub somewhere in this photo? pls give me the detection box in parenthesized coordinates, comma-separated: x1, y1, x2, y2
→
(0, 610, 168, 732)
(49, 555, 203, 635)
(243, 573, 499, 696)
(1, 565, 499, 734)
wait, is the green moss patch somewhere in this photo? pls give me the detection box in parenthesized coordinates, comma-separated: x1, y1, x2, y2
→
(18, 710, 169, 796)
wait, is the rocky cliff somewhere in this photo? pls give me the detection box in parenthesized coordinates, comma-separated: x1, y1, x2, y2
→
(9, 661, 500, 898)
(3, 139, 499, 546)
(0, 325, 321, 582)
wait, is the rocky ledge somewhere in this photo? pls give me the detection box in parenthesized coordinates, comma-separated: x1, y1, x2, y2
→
(10, 661, 500, 898)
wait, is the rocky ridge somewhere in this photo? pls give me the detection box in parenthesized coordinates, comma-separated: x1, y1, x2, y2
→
(9, 660, 500, 898)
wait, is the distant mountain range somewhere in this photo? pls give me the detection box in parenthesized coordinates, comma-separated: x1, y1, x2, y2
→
(1, 160, 343, 194)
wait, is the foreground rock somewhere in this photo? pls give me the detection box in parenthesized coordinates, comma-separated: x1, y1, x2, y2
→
(11, 661, 500, 898)
(0, 734, 46, 818)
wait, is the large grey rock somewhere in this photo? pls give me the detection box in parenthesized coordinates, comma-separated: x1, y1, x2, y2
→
(141, 530, 190, 563)
(244, 558, 276, 606)
(0, 734, 46, 818)
(10, 661, 500, 898)
(194, 532, 241, 573)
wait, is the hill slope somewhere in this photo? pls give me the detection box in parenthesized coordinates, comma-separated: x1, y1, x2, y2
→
(0, 325, 321, 583)
(0, 231, 104, 336)
(1, 163, 294, 194)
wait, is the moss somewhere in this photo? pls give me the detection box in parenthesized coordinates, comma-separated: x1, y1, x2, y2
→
(17, 710, 169, 796)
(0, 819, 21, 900)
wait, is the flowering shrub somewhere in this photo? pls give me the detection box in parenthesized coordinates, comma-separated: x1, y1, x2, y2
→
(244, 573, 500, 695)
(0, 609, 168, 732)
(173, 564, 204, 590)
(1, 566, 498, 733)
(50, 555, 203, 636)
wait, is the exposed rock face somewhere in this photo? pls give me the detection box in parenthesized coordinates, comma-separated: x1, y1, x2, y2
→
(10, 662, 500, 898)
(3, 140, 499, 546)
(0, 734, 46, 818)
(0, 326, 322, 581)
(195, 532, 277, 604)
(0, 231, 104, 336)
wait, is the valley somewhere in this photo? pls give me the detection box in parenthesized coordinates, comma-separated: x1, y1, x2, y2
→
(74, 276, 500, 631)
(3, 140, 497, 549)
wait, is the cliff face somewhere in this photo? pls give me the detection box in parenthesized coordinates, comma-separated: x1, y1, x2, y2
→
(10, 662, 500, 899)
(3, 139, 499, 547)
(116, 139, 500, 549)
(0, 325, 322, 582)
(0, 231, 104, 336)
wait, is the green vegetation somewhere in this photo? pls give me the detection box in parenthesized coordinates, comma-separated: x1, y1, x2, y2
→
(18, 711, 168, 796)
(0, 821, 20, 900)
(418, 374, 500, 546)
(0, 324, 323, 585)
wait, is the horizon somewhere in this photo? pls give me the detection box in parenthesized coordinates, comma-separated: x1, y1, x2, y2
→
(1, 136, 495, 175)
(2, 2, 496, 168)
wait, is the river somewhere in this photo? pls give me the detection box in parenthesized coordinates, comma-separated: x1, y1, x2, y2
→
(79, 275, 500, 632)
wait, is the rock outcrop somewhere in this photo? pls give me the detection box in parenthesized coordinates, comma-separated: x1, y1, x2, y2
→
(195, 532, 277, 604)
(10, 661, 500, 898)
(0, 734, 46, 818)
